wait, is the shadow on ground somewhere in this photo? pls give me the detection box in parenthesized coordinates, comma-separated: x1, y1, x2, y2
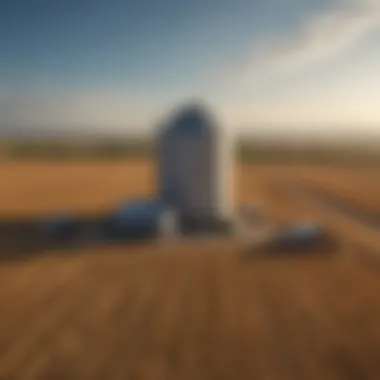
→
(0, 214, 343, 264)
(242, 237, 340, 262)
(0, 215, 155, 263)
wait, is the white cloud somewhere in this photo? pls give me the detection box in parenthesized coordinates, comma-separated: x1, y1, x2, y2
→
(227, 0, 380, 86)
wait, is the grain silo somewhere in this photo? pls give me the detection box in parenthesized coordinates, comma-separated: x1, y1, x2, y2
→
(157, 103, 235, 234)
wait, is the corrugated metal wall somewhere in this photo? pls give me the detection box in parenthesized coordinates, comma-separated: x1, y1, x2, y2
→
(173, 134, 213, 219)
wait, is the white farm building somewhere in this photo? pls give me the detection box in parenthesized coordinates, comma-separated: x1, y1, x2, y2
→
(157, 103, 235, 234)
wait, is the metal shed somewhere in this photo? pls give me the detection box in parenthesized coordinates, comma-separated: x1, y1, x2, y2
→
(105, 200, 162, 240)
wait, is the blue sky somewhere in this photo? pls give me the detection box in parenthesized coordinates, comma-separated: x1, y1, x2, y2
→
(1, 0, 380, 138)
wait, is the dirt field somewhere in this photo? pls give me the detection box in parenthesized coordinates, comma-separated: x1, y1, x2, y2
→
(1, 160, 380, 380)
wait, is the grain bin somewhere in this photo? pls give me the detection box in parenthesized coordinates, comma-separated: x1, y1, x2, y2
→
(157, 103, 235, 233)
(105, 199, 161, 240)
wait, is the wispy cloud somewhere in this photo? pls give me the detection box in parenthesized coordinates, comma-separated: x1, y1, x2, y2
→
(227, 0, 380, 86)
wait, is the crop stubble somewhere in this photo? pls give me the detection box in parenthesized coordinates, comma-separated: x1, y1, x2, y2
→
(0, 160, 379, 379)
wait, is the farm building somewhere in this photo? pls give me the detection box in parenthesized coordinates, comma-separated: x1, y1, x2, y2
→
(157, 103, 235, 234)
(105, 199, 179, 240)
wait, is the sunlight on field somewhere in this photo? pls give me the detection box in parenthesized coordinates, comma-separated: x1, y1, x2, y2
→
(0, 160, 380, 379)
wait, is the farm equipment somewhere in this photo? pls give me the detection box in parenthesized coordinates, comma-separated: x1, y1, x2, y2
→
(244, 222, 339, 258)
(265, 223, 337, 253)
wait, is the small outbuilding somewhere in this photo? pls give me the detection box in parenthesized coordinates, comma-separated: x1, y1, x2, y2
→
(105, 199, 163, 240)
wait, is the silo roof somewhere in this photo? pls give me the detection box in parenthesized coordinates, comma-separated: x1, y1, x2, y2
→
(163, 104, 216, 136)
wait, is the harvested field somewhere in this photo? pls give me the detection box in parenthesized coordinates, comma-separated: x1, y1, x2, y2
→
(1, 160, 380, 380)
(0, 160, 156, 218)
(269, 165, 380, 215)
(0, 161, 310, 222)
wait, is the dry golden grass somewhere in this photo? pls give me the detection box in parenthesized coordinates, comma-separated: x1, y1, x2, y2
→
(270, 165, 380, 214)
(0, 160, 300, 221)
(0, 160, 156, 218)
(0, 160, 380, 380)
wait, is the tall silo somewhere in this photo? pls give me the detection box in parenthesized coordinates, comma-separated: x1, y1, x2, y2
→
(157, 103, 235, 233)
